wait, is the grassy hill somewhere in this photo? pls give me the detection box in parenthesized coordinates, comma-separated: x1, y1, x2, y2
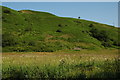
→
(2, 6, 120, 52)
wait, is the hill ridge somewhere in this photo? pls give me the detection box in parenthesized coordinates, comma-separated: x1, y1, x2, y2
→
(2, 6, 120, 52)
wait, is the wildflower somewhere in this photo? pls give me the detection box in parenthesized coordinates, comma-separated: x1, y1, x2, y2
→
(104, 58, 107, 60)
(59, 59, 65, 65)
(25, 75, 28, 78)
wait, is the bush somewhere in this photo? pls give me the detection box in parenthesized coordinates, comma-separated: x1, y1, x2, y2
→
(2, 33, 17, 47)
(28, 41, 36, 46)
(74, 20, 81, 23)
(3, 10, 11, 13)
(31, 41, 71, 52)
(90, 28, 114, 47)
(65, 25, 68, 26)
(82, 31, 85, 33)
(24, 27, 32, 32)
(90, 28, 109, 42)
(113, 40, 120, 46)
(101, 40, 113, 47)
(56, 30, 62, 33)
(24, 18, 27, 21)
(15, 24, 18, 26)
(2, 16, 5, 19)
(89, 24, 94, 27)
(58, 24, 62, 27)
(12, 47, 26, 52)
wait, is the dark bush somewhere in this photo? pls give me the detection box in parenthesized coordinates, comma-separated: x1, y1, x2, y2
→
(2, 17, 7, 22)
(90, 28, 109, 42)
(56, 30, 62, 32)
(2, 33, 17, 47)
(74, 20, 81, 23)
(58, 24, 62, 27)
(90, 28, 114, 47)
(24, 18, 27, 21)
(28, 41, 35, 46)
(3, 19, 7, 22)
(65, 25, 68, 26)
(86, 31, 89, 33)
(15, 24, 18, 25)
(22, 41, 27, 44)
(113, 40, 120, 46)
(89, 24, 94, 27)
(3, 10, 11, 13)
(2, 16, 5, 19)
(82, 31, 85, 33)
(24, 27, 32, 32)
(101, 41, 113, 47)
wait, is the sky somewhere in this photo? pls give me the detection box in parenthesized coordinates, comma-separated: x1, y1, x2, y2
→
(2, 2, 118, 27)
(1, 0, 119, 2)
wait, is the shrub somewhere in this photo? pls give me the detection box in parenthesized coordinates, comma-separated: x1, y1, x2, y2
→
(89, 24, 94, 27)
(2, 16, 5, 19)
(3, 10, 11, 13)
(74, 20, 81, 23)
(113, 40, 120, 46)
(90, 28, 114, 47)
(15, 24, 18, 25)
(56, 30, 62, 32)
(24, 27, 32, 32)
(12, 47, 26, 52)
(58, 24, 62, 27)
(24, 18, 27, 21)
(65, 25, 68, 26)
(2, 33, 17, 47)
(90, 28, 109, 42)
(28, 41, 35, 46)
(82, 31, 85, 33)
(101, 40, 113, 47)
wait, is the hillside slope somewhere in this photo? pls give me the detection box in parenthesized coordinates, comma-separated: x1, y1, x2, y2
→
(2, 6, 120, 52)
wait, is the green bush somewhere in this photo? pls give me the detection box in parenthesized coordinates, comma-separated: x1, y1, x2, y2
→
(2, 33, 18, 47)
(90, 28, 109, 41)
(3, 9, 11, 13)
(101, 40, 113, 47)
(28, 41, 36, 46)
(90, 28, 114, 47)
(24, 27, 32, 32)
(113, 40, 120, 46)
(89, 24, 94, 27)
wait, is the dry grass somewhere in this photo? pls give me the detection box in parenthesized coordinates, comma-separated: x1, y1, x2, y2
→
(2, 49, 120, 79)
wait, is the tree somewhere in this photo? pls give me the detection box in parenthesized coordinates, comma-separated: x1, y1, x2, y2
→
(78, 16, 80, 19)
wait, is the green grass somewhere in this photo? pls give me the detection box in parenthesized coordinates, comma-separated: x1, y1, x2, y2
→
(2, 6, 120, 52)
(1, 6, 120, 80)
(0, 7, 120, 80)
(2, 49, 120, 79)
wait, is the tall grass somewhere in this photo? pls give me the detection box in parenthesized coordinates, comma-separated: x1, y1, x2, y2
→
(2, 49, 120, 79)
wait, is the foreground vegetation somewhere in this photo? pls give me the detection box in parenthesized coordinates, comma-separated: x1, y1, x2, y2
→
(2, 49, 120, 79)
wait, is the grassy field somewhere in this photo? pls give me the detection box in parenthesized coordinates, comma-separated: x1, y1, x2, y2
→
(2, 49, 120, 79)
